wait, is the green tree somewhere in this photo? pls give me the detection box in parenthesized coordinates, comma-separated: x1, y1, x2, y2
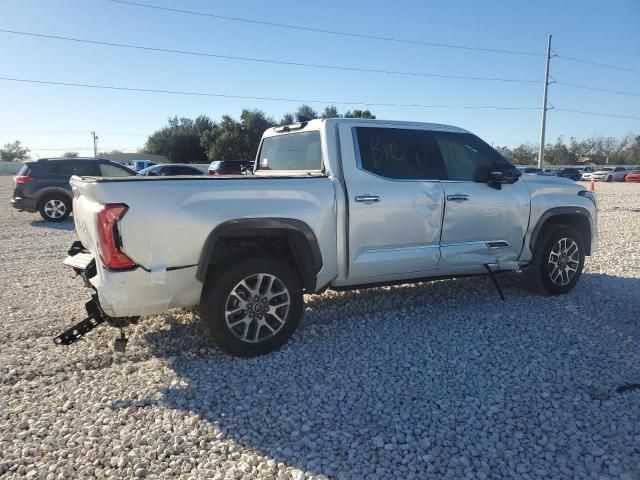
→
(295, 104, 319, 120)
(0, 141, 30, 162)
(206, 115, 246, 160)
(495, 145, 538, 165)
(344, 109, 376, 119)
(144, 115, 215, 163)
(241, 109, 276, 159)
(545, 137, 578, 165)
(321, 105, 340, 119)
(63, 151, 79, 158)
(278, 112, 295, 125)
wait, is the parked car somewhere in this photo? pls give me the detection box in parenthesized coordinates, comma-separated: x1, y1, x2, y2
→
(62, 118, 597, 356)
(132, 160, 157, 171)
(625, 169, 640, 182)
(591, 167, 627, 182)
(139, 164, 205, 176)
(208, 160, 251, 175)
(11, 157, 135, 222)
(519, 167, 543, 175)
(556, 168, 581, 181)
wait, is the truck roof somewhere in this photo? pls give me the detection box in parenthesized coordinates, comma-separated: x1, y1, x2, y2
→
(263, 118, 470, 137)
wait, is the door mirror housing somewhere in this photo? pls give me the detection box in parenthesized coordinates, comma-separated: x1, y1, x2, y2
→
(487, 166, 519, 190)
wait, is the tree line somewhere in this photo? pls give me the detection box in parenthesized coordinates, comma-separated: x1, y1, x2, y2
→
(495, 134, 640, 166)
(2, 106, 638, 166)
(143, 104, 375, 164)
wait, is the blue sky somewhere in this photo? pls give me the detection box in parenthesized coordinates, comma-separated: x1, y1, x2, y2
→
(1, 0, 638, 158)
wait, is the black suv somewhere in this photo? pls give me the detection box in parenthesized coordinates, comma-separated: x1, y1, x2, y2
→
(11, 157, 135, 222)
(556, 167, 581, 181)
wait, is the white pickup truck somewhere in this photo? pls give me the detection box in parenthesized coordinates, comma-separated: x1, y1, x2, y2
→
(58, 118, 597, 356)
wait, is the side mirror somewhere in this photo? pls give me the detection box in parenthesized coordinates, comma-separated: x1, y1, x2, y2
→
(488, 167, 519, 190)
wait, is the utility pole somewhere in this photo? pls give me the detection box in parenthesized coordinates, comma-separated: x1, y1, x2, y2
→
(538, 34, 552, 168)
(91, 131, 99, 157)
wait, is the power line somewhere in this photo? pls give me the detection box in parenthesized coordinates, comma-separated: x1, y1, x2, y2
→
(555, 81, 640, 98)
(0, 29, 541, 84)
(28, 147, 139, 150)
(105, 0, 544, 57)
(2, 75, 637, 121)
(554, 107, 640, 121)
(0, 129, 147, 135)
(556, 55, 640, 75)
(0, 75, 540, 111)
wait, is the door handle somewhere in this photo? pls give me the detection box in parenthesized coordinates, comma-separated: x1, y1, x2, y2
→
(354, 195, 380, 203)
(446, 194, 469, 201)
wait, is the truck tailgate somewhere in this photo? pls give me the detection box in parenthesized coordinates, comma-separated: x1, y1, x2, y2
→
(70, 176, 105, 256)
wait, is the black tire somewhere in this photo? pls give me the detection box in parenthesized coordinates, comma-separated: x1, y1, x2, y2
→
(38, 194, 71, 222)
(606, 176, 612, 182)
(524, 224, 585, 295)
(200, 257, 303, 357)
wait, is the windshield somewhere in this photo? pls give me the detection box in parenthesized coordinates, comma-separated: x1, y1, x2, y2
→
(257, 131, 322, 171)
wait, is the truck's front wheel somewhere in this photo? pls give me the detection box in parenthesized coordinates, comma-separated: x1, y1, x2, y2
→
(200, 257, 303, 356)
(525, 224, 585, 295)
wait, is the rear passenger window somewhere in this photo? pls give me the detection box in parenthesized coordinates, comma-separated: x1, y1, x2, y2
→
(355, 127, 445, 180)
(99, 163, 134, 177)
(43, 162, 75, 176)
(72, 162, 100, 176)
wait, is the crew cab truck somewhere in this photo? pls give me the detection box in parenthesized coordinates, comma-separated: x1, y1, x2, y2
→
(60, 118, 598, 356)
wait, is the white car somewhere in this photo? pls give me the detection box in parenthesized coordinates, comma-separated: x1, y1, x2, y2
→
(591, 166, 627, 182)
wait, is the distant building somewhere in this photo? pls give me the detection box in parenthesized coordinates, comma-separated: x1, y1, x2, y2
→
(99, 153, 168, 166)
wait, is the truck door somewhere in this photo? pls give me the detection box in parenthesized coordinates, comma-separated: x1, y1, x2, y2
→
(434, 131, 530, 271)
(339, 124, 446, 283)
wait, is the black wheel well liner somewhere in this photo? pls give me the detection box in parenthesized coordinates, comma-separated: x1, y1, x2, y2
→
(529, 207, 592, 255)
(196, 218, 323, 291)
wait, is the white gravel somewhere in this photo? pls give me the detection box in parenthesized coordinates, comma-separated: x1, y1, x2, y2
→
(1, 176, 639, 479)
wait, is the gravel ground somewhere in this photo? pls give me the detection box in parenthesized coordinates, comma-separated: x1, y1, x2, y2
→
(1, 176, 639, 479)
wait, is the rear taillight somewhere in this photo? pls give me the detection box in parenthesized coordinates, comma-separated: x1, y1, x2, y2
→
(14, 175, 35, 184)
(97, 204, 135, 270)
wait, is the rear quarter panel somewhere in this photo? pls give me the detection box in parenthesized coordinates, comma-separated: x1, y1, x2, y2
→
(71, 176, 338, 290)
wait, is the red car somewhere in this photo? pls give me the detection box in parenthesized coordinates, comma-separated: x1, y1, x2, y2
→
(207, 160, 251, 175)
(625, 169, 640, 182)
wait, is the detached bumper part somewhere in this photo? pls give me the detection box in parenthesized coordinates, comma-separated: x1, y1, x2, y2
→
(54, 299, 105, 345)
(55, 242, 139, 351)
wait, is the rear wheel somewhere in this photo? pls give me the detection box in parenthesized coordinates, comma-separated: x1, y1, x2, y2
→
(200, 257, 303, 356)
(39, 194, 71, 222)
(525, 224, 585, 295)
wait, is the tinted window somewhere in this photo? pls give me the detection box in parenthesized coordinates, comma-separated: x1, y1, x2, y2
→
(72, 161, 100, 176)
(43, 161, 75, 176)
(257, 132, 322, 171)
(433, 132, 512, 181)
(355, 127, 446, 180)
(174, 166, 202, 175)
(99, 163, 134, 177)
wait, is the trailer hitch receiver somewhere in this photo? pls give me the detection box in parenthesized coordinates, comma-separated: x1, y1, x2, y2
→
(54, 299, 105, 345)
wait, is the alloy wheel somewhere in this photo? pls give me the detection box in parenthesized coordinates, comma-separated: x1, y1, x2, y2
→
(547, 237, 580, 286)
(44, 199, 66, 219)
(224, 273, 291, 343)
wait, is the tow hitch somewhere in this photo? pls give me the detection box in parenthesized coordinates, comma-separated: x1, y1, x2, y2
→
(53, 296, 138, 352)
(54, 298, 105, 346)
(58, 241, 138, 352)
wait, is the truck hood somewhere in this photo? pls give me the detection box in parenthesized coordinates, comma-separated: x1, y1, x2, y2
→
(519, 173, 581, 190)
